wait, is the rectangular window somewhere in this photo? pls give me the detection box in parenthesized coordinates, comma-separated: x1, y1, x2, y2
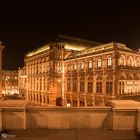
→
(88, 61, 92, 69)
(80, 82, 84, 92)
(107, 57, 112, 66)
(127, 81, 132, 93)
(74, 63, 77, 70)
(88, 82, 93, 93)
(96, 82, 102, 93)
(97, 59, 102, 68)
(80, 62, 84, 70)
(73, 81, 77, 92)
(106, 81, 112, 94)
(119, 81, 124, 94)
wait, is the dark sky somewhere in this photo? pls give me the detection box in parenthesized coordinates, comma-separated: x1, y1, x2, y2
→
(0, 0, 140, 69)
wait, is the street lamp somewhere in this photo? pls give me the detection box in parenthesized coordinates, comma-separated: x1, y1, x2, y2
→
(67, 103, 70, 107)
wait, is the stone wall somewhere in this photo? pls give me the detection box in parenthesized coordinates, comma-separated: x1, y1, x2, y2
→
(26, 107, 111, 129)
(137, 109, 140, 133)
(0, 104, 139, 133)
(0, 100, 140, 133)
(1, 107, 25, 130)
(112, 108, 137, 130)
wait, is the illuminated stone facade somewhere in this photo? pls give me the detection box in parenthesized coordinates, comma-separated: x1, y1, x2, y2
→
(22, 35, 140, 106)
(2, 70, 19, 95)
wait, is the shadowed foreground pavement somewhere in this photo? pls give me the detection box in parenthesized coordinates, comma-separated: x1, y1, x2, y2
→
(1, 129, 140, 140)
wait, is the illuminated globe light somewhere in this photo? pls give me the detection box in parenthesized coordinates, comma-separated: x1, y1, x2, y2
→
(67, 103, 70, 107)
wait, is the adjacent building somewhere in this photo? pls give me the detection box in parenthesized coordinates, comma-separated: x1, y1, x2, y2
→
(21, 35, 140, 106)
(2, 70, 19, 96)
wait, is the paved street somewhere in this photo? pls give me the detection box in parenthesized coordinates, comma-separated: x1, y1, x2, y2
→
(0, 129, 139, 140)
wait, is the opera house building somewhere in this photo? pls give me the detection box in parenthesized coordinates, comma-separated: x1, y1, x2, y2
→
(19, 35, 140, 107)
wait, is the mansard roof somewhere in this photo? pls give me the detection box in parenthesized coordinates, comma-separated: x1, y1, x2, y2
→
(66, 42, 136, 59)
(55, 34, 101, 50)
(26, 35, 101, 57)
(25, 35, 137, 59)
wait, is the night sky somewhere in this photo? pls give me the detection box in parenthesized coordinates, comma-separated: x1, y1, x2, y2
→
(0, 1, 140, 69)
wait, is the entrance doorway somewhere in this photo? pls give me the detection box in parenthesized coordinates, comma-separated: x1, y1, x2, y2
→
(56, 97, 62, 106)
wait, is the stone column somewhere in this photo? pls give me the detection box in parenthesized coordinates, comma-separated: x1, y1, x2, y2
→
(70, 79, 73, 107)
(84, 60, 87, 107)
(0, 42, 4, 97)
(41, 77, 44, 104)
(26, 91, 29, 100)
(77, 94, 80, 107)
(84, 76, 87, 107)
(32, 92, 34, 102)
(35, 92, 37, 104)
(112, 77, 116, 97)
(93, 71, 96, 106)
(70, 94, 73, 107)
(29, 92, 31, 101)
(77, 77, 80, 107)
(101, 72, 105, 105)
(124, 81, 127, 94)
(64, 93, 67, 107)
(38, 93, 40, 104)
(84, 96, 87, 107)
(92, 94, 95, 106)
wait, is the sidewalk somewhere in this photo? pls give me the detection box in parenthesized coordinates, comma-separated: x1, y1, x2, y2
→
(1, 129, 140, 140)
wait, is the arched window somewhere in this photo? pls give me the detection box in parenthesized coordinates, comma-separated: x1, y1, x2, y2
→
(97, 58, 102, 68)
(73, 62, 77, 70)
(88, 60, 93, 69)
(80, 61, 84, 70)
(96, 75, 102, 94)
(127, 56, 133, 66)
(118, 74, 125, 94)
(119, 55, 124, 65)
(67, 63, 70, 71)
(107, 56, 112, 66)
(135, 59, 139, 67)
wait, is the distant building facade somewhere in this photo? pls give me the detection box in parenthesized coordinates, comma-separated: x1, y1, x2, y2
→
(18, 67, 27, 99)
(21, 35, 140, 106)
(2, 70, 19, 95)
